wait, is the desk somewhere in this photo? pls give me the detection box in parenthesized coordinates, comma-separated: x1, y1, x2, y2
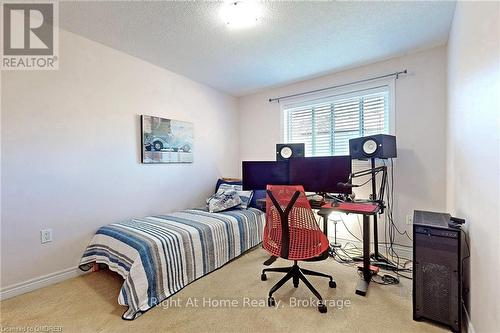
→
(318, 202, 380, 296)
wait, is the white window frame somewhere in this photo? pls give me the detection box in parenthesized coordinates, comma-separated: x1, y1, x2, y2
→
(280, 78, 396, 160)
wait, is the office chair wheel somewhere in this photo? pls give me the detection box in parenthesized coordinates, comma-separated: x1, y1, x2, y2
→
(329, 280, 337, 288)
(261, 273, 267, 281)
(268, 296, 276, 307)
(318, 302, 327, 313)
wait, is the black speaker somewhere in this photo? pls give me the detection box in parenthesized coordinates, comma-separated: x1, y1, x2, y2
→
(413, 210, 468, 333)
(349, 134, 397, 160)
(276, 143, 305, 161)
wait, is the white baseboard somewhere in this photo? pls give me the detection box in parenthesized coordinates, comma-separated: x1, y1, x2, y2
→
(0, 266, 87, 301)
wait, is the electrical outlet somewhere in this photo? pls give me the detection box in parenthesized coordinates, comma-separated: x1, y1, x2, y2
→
(406, 214, 413, 225)
(40, 229, 52, 244)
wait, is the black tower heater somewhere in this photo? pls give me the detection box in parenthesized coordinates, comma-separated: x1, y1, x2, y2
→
(413, 210, 469, 333)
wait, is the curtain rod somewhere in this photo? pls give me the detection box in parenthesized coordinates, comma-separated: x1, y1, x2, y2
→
(268, 69, 408, 103)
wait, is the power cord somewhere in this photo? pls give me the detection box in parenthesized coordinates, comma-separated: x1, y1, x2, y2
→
(357, 270, 400, 285)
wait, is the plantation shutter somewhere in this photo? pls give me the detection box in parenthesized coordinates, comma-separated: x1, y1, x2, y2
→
(283, 88, 389, 156)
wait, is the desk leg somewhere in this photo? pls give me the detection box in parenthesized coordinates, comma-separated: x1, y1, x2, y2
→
(356, 214, 371, 296)
(323, 215, 328, 238)
(316, 211, 329, 238)
(318, 211, 333, 256)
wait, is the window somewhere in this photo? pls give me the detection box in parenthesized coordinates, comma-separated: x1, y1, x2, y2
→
(282, 86, 390, 156)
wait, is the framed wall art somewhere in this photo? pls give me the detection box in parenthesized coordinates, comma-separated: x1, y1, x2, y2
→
(141, 115, 193, 164)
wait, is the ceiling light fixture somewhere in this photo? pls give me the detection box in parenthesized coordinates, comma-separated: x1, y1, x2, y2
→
(220, 1, 262, 29)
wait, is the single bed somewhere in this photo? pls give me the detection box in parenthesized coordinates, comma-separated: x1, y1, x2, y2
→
(80, 207, 265, 320)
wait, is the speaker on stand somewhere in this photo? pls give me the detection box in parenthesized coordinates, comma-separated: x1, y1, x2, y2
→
(349, 134, 397, 160)
(349, 134, 397, 270)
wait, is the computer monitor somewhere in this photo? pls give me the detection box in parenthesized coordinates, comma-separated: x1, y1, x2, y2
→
(289, 156, 352, 194)
(242, 161, 289, 190)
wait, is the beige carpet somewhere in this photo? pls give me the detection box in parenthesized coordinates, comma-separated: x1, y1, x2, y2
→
(1, 248, 446, 333)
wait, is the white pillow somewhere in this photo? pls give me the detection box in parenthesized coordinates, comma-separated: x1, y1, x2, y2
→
(218, 183, 253, 209)
(206, 189, 242, 213)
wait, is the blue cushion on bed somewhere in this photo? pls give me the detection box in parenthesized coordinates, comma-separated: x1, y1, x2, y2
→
(249, 190, 266, 209)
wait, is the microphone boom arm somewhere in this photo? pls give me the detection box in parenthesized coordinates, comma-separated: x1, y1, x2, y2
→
(345, 165, 388, 212)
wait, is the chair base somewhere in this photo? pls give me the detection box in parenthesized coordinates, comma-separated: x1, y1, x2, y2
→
(261, 261, 336, 313)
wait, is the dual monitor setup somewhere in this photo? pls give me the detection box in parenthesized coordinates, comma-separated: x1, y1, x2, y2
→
(243, 135, 398, 298)
(242, 155, 352, 195)
(242, 134, 397, 197)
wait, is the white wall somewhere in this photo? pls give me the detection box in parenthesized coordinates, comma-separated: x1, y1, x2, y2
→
(447, 2, 500, 332)
(0, 29, 239, 288)
(238, 46, 448, 246)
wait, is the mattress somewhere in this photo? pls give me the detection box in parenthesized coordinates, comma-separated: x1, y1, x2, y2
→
(79, 208, 265, 320)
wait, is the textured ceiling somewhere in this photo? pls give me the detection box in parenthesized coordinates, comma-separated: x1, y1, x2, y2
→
(59, 1, 456, 96)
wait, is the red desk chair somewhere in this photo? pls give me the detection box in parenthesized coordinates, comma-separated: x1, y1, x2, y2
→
(260, 185, 336, 313)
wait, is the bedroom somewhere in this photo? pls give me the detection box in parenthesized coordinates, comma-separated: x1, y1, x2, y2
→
(0, 1, 498, 332)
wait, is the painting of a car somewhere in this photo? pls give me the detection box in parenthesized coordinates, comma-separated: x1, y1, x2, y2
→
(141, 115, 194, 163)
(144, 134, 192, 152)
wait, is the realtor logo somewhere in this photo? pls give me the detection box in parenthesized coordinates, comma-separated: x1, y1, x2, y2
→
(1, 1, 59, 70)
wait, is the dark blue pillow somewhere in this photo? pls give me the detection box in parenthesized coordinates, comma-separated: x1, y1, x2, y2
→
(215, 179, 243, 193)
(249, 190, 266, 209)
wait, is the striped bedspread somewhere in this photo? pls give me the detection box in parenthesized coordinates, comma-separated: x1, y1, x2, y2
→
(79, 208, 265, 320)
